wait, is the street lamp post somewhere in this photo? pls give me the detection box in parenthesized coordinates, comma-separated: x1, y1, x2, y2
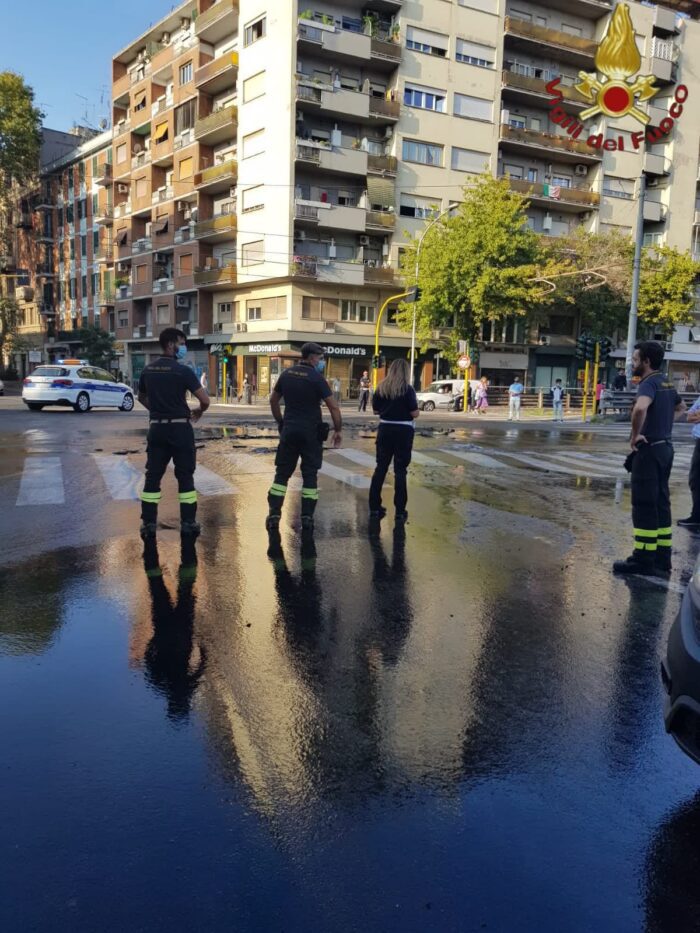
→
(625, 172, 647, 385)
(410, 201, 460, 385)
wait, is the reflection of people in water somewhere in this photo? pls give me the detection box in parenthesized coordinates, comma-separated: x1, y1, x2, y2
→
(644, 791, 700, 932)
(142, 538, 206, 722)
(366, 524, 412, 665)
(267, 527, 324, 662)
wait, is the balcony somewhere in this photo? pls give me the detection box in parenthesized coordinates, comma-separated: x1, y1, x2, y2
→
(98, 290, 116, 306)
(96, 239, 115, 263)
(505, 177, 599, 211)
(364, 265, 399, 287)
(500, 123, 602, 163)
(151, 95, 174, 118)
(116, 283, 133, 299)
(131, 237, 153, 254)
(131, 150, 151, 170)
(114, 202, 131, 219)
(644, 152, 671, 176)
(370, 37, 401, 66)
(195, 51, 239, 93)
(96, 163, 113, 186)
(295, 141, 368, 177)
(152, 277, 175, 294)
(504, 16, 597, 67)
(368, 96, 400, 121)
(151, 186, 174, 205)
(501, 70, 587, 109)
(643, 200, 666, 223)
(294, 199, 367, 232)
(366, 210, 396, 231)
(193, 213, 237, 241)
(194, 158, 238, 193)
(194, 263, 237, 288)
(95, 206, 114, 225)
(195, 104, 237, 145)
(195, 0, 238, 43)
(651, 39, 678, 85)
(298, 19, 374, 63)
(174, 226, 194, 244)
(368, 154, 397, 176)
(295, 80, 400, 123)
(112, 118, 131, 140)
(132, 325, 154, 339)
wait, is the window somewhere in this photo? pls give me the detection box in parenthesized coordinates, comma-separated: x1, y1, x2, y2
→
(135, 264, 148, 284)
(404, 84, 446, 113)
(135, 177, 147, 199)
(527, 168, 538, 183)
(243, 71, 265, 103)
(340, 300, 376, 323)
(509, 115, 526, 129)
(175, 99, 195, 135)
(217, 301, 233, 321)
(178, 157, 193, 180)
(455, 38, 495, 68)
(92, 193, 99, 214)
(302, 296, 320, 320)
(451, 147, 489, 173)
(399, 194, 440, 219)
(179, 253, 193, 275)
(179, 61, 193, 85)
(406, 26, 448, 57)
(244, 15, 266, 46)
(70, 240, 75, 260)
(116, 143, 127, 164)
(242, 240, 264, 265)
(562, 23, 583, 37)
(242, 129, 265, 159)
(81, 235, 87, 257)
(242, 185, 264, 212)
(453, 93, 492, 121)
(247, 304, 262, 321)
(79, 162, 85, 181)
(93, 230, 99, 251)
(81, 275, 87, 297)
(92, 156, 98, 175)
(118, 311, 129, 327)
(70, 279, 76, 299)
(157, 304, 170, 324)
(529, 117, 541, 132)
(91, 273, 99, 296)
(510, 8, 532, 21)
(546, 315, 575, 336)
(402, 139, 443, 167)
(134, 91, 147, 112)
(551, 175, 572, 189)
(603, 176, 634, 200)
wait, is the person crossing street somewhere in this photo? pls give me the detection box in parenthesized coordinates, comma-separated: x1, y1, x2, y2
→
(508, 377, 524, 421)
(267, 343, 342, 533)
(677, 394, 700, 530)
(137, 328, 210, 541)
(613, 342, 686, 576)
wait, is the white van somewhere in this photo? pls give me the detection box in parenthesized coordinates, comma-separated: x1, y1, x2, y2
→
(416, 379, 466, 412)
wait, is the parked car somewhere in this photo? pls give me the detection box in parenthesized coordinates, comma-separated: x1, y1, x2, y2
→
(22, 360, 135, 413)
(661, 557, 700, 765)
(416, 380, 466, 412)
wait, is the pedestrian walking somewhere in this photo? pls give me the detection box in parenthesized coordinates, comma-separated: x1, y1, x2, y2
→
(474, 377, 489, 414)
(200, 370, 208, 392)
(267, 342, 342, 533)
(613, 370, 627, 391)
(369, 359, 419, 524)
(508, 377, 524, 421)
(551, 378, 565, 422)
(613, 341, 686, 576)
(677, 394, 700, 529)
(358, 370, 371, 412)
(332, 376, 341, 403)
(137, 327, 210, 541)
(239, 375, 248, 404)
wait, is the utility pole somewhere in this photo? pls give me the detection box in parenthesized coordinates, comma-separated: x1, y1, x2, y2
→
(625, 172, 646, 386)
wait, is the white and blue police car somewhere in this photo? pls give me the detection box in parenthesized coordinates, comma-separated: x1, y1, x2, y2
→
(22, 360, 135, 413)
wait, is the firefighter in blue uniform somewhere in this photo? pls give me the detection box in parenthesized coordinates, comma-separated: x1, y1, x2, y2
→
(267, 342, 342, 532)
(137, 327, 210, 540)
(614, 341, 686, 576)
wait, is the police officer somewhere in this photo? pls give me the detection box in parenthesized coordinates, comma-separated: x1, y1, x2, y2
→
(267, 342, 342, 532)
(137, 327, 210, 540)
(614, 341, 686, 576)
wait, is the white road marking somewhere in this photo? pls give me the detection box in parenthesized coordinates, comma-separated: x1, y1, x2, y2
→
(494, 451, 615, 478)
(16, 457, 64, 505)
(439, 449, 509, 470)
(320, 461, 371, 489)
(168, 462, 236, 496)
(333, 448, 376, 469)
(226, 451, 272, 474)
(92, 455, 142, 500)
(411, 450, 449, 467)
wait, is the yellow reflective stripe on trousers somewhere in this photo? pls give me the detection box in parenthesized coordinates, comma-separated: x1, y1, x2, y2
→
(657, 526, 672, 547)
(633, 528, 658, 538)
(301, 488, 319, 500)
(633, 541, 658, 551)
(269, 483, 287, 497)
(140, 491, 162, 502)
(178, 491, 198, 504)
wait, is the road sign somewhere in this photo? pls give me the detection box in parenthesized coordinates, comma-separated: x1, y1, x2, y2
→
(457, 355, 471, 370)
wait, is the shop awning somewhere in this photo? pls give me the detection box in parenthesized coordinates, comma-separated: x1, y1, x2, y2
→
(367, 175, 395, 211)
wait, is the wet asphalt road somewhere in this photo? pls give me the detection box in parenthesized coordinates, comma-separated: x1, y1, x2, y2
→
(2, 399, 700, 932)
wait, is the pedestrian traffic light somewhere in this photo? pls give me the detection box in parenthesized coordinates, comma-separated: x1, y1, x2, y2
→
(222, 352, 229, 364)
(576, 333, 587, 359)
(585, 336, 596, 361)
(470, 345, 479, 365)
(372, 354, 380, 369)
(599, 337, 613, 360)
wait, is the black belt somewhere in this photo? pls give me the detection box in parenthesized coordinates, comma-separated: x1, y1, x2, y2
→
(150, 417, 190, 424)
(644, 439, 671, 446)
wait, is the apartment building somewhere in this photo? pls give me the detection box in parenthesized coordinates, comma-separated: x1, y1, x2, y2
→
(102, 0, 700, 393)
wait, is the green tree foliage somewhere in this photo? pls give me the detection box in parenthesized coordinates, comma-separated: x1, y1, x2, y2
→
(639, 245, 698, 331)
(396, 175, 557, 360)
(0, 72, 43, 185)
(0, 294, 21, 362)
(78, 326, 116, 369)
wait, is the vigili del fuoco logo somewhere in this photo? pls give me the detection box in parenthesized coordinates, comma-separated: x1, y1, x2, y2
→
(544, 2, 688, 152)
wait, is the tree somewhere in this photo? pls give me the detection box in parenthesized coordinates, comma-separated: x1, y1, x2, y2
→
(0, 294, 21, 365)
(78, 326, 116, 370)
(0, 72, 44, 185)
(639, 246, 698, 332)
(396, 175, 557, 362)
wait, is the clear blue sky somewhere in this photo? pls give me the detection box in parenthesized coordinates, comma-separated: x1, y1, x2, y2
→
(1, 0, 180, 133)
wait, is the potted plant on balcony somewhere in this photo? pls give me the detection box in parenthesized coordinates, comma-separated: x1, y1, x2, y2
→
(363, 13, 378, 37)
(299, 9, 313, 20)
(390, 22, 400, 42)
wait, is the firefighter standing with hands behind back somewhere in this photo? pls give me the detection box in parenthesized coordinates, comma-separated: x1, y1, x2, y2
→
(613, 341, 686, 577)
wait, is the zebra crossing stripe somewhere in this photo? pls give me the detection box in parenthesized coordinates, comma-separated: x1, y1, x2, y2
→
(496, 451, 615, 478)
(16, 457, 64, 506)
(226, 451, 272, 474)
(440, 449, 509, 470)
(320, 461, 371, 488)
(332, 448, 376, 469)
(410, 450, 448, 467)
(167, 462, 236, 496)
(92, 454, 142, 500)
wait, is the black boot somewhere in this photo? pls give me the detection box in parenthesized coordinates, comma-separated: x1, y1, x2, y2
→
(677, 516, 700, 529)
(655, 550, 672, 575)
(613, 552, 657, 576)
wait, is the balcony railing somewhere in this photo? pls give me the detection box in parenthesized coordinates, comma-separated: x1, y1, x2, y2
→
(371, 37, 402, 63)
(98, 290, 116, 305)
(194, 263, 237, 286)
(295, 203, 320, 221)
(96, 163, 113, 185)
(195, 104, 238, 140)
(116, 284, 133, 299)
(131, 237, 153, 253)
(504, 16, 597, 57)
(193, 213, 237, 238)
(296, 143, 321, 163)
(151, 96, 174, 116)
(195, 0, 237, 35)
(95, 207, 114, 224)
(364, 265, 398, 285)
(501, 69, 586, 104)
(132, 150, 151, 169)
(500, 123, 598, 157)
(114, 202, 131, 219)
(194, 158, 238, 188)
(195, 51, 239, 87)
(366, 210, 396, 229)
(152, 278, 175, 294)
(296, 83, 322, 104)
(174, 226, 193, 244)
(368, 154, 398, 175)
(505, 177, 600, 207)
(368, 96, 400, 119)
(151, 186, 174, 204)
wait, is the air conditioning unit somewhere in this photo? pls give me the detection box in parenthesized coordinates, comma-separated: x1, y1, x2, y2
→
(542, 213, 553, 231)
(235, 322, 248, 333)
(359, 235, 370, 245)
(175, 295, 191, 309)
(117, 261, 129, 272)
(117, 183, 129, 194)
(574, 164, 588, 176)
(161, 31, 171, 44)
(155, 252, 169, 263)
(384, 126, 393, 139)
(176, 201, 188, 212)
(180, 17, 190, 29)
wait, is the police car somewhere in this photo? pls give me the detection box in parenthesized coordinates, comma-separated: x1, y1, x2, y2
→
(22, 360, 135, 413)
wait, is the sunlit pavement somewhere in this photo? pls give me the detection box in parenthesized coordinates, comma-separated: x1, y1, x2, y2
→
(2, 402, 700, 932)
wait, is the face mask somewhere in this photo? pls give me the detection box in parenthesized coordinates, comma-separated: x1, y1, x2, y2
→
(176, 345, 187, 360)
(315, 360, 326, 373)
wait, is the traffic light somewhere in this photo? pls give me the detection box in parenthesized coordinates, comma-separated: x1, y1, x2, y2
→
(585, 336, 596, 361)
(372, 354, 380, 369)
(576, 333, 587, 359)
(470, 345, 480, 365)
(599, 337, 613, 360)
(222, 353, 229, 364)
(404, 285, 422, 303)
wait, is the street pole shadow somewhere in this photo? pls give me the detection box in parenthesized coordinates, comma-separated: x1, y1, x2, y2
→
(142, 538, 206, 723)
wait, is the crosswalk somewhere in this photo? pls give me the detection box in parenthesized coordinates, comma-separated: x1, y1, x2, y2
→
(7, 443, 695, 506)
